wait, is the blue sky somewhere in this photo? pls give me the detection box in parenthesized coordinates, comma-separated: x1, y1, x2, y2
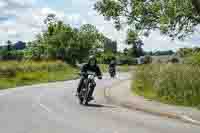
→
(0, 0, 200, 51)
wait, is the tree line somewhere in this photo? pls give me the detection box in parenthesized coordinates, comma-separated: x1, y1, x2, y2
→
(0, 14, 113, 65)
(0, 13, 148, 65)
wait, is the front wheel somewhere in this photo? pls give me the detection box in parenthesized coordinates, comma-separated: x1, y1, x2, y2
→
(82, 85, 90, 106)
(83, 99, 88, 105)
(78, 95, 83, 104)
(110, 72, 115, 78)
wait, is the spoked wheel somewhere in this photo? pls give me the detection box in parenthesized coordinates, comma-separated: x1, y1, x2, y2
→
(110, 73, 115, 78)
(83, 99, 88, 105)
(83, 85, 91, 106)
(83, 91, 89, 106)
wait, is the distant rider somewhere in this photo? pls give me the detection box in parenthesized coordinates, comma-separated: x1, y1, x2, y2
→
(109, 57, 117, 75)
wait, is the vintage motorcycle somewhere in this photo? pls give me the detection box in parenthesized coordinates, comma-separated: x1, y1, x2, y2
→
(78, 71, 96, 105)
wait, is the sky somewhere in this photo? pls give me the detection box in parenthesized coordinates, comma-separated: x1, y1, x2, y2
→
(0, 0, 200, 51)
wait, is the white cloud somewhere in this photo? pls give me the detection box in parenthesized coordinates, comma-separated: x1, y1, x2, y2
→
(40, 8, 65, 20)
(0, 3, 66, 43)
(82, 9, 127, 51)
(66, 14, 82, 26)
(0, 0, 199, 51)
(142, 31, 200, 51)
(0, 1, 6, 8)
(0, 0, 67, 44)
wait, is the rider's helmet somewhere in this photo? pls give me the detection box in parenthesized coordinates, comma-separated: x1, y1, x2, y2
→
(110, 57, 116, 65)
(111, 57, 116, 60)
(88, 55, 97, 67)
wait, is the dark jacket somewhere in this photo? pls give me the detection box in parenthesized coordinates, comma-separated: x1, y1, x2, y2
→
(109, 60, 116, 68)
(81, 63, 102, 77)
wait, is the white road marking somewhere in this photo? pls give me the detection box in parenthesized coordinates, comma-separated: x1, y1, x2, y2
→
(38, 103, 52, 113)
(35, 90, 53, 113)
(0, 91, 13, 96)
(181, 115, 200, 125)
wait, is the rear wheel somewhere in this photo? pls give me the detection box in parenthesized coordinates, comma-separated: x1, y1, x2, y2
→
(110, 72, 115, 78)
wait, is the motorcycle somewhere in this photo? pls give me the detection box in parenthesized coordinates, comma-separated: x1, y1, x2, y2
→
(78, 71, 96, 105)
(109, 67, 116, 78)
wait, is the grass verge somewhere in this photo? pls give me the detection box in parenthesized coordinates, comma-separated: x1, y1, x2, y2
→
(99, 64, 134, 73)
(0, 60, 78, 90)
(132, 64, 200, 109)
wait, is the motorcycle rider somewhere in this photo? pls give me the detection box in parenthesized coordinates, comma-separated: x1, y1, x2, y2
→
(76, 56, 102, 100)
(109, 57, 117, 76)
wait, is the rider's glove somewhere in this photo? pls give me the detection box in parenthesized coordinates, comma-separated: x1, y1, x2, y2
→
(98, 76, 102, 79)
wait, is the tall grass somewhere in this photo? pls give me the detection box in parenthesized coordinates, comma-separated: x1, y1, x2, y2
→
(0, 61, 78, 89)
(99, 64, 108, 72)
(117, 64, 131, 72)
(133, 64, 200, 108)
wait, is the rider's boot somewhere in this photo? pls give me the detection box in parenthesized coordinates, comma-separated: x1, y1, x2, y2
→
(75, 92, 79, 97)
(88, 96, 94, 101)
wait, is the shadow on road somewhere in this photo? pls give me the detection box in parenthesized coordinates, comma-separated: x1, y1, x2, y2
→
(85, 103, 117, 109)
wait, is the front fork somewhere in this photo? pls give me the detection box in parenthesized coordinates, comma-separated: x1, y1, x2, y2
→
(89, 80, 96, 88)
(88, 80, 96, 97)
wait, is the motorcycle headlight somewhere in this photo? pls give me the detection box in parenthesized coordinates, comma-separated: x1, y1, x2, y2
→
(88, 75, 94, 79)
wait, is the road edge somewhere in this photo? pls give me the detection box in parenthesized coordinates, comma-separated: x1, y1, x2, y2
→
(104, 80, 200, 126)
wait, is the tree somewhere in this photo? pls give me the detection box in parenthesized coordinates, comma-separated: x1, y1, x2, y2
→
(13, 41, 26, 50)
(77, 24, 104, 62)
(7, 40, 12, 51)
(31, 13, 108, 64)
(143, 55, 153, 64)
(104, 37, 117, 53)
(177, 48, 193, 57)
(123, 48, 129, 56)
(193, 47, 200, 53)
(94, 0, 200, 40)
(44, 13, 57, 25)
(35, 15, 105, 64)
(126, 30, 144, 57)
(192, 0, 200, 14)
(136, 40, 144, 57)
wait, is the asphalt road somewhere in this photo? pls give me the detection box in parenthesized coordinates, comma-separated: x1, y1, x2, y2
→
(0, 73, 200, 133)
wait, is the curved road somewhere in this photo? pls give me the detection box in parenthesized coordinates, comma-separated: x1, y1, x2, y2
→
(0, 73, 200, 133)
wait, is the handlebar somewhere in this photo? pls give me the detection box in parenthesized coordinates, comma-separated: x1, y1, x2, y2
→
(78, 72, 96, 76)
(78, 72, 102, 79)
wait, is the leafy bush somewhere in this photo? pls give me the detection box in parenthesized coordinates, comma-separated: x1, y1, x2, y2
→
(0, 61, 18, 77)
(118, 56, 137, 65)
(143, 55, 152, 64)
(185, 52, 200, 65)
(117, 64, 130, 72)
(10, 51, 24, 61)
(99, 64, 108, 72)
(169, 57, 180, 63)
(0, 50, 24, 61)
